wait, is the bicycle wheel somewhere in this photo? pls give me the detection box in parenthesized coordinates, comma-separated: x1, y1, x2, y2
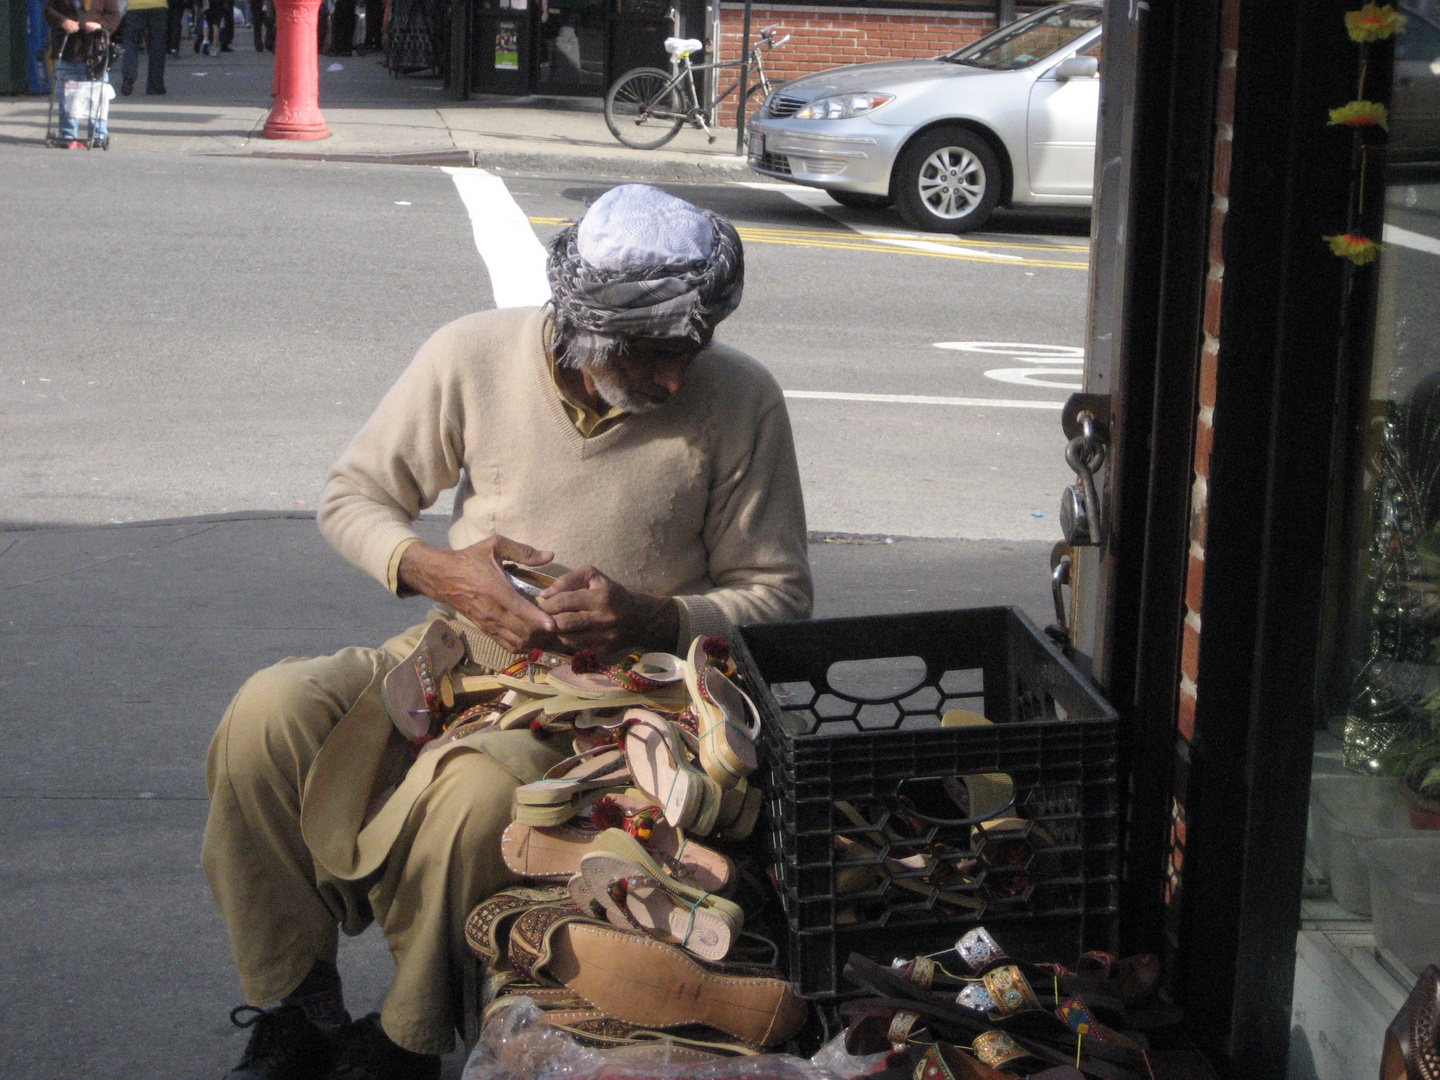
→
(605, 67, 686, 150)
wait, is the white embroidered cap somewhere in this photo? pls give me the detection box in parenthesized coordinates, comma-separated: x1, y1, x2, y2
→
(576, 184, 717, 271)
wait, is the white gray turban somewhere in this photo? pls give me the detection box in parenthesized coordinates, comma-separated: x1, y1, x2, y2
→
(546, 184, 744, 354)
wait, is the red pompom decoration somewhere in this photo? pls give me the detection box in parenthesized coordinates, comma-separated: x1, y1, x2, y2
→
(570, 649, 602, 675)
(701, 636, 731, 661)
(590, 795, 626, 832)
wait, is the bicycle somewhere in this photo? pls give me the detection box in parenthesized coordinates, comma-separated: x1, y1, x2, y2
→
(604, 26, 789, 150)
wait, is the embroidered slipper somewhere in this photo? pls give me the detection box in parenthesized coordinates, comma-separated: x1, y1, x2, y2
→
(501, 797, 734, 894)
(684, 636, 762, 787)
(624, 710, 723, 834)
(384, 619, 467, 739)
(548, 650, 687, 699)
(568, 829, 744, 960)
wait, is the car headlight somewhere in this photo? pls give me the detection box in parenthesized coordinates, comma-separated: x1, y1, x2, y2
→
(793, 93, 894, 120)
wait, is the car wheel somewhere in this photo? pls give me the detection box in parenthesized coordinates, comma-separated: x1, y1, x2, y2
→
(828, 190, 894, 210)
(893, 126, 1002, 233)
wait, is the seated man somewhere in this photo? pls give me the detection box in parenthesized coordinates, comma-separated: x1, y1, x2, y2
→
(204, 184, 811, 1080)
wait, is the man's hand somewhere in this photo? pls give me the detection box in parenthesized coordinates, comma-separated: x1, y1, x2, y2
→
(538, 566, 678, 654)
(398, 536, 558, 653)
(59, 17, 81, 32)
(82, 20, 101, 29)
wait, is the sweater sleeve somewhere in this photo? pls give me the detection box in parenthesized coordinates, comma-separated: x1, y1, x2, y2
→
(317, 322, 470, 591)
(674, 382, 813, 640)
(97, 0, 121, 34)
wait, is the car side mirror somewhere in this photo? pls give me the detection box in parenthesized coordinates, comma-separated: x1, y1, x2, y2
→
(1053, 55, 1099, 80)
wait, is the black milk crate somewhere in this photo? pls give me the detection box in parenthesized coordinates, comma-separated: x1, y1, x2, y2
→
(732, 607, 1120, 997)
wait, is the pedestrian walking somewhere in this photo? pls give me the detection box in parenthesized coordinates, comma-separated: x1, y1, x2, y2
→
(200, 0, 225, 54)
(251, 0, 273, 50)
(120, 0, 168, 95)
(45, 0, 120, 148)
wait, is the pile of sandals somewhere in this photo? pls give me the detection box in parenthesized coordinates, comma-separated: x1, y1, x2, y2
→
(444, 634, 808, 1058)
(832, 926, 1165, 1080)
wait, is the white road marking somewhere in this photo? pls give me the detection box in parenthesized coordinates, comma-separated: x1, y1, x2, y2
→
(935, 341, 1085, 358)
(854, 229, 1023, 261)
(785, 390, 1063, 409)
(1385, 224, 1440, 257)
(934, 340, 1084, 391)
(739, 180, 837, 210)
(444, 167, 552, 308)
(740, 182, 1050, 262)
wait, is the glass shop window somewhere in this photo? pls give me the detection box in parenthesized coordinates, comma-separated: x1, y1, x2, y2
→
(1290, 10, 1440, 1079)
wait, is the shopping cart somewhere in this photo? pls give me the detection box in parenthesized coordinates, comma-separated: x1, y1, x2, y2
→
(44, 30, 116, 149)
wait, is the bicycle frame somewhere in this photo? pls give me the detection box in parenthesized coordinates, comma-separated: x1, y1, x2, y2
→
(665, 30, 787, 140)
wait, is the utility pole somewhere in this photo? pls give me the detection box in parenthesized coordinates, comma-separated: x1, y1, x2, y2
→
(733, 0, 751, 155)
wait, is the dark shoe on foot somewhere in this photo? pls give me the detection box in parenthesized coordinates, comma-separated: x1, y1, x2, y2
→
(146, 86, 167, 94)
(226, 1004, 341, 1080)
(328, 1015, 440, 1080)
(120, 76, 134, 94)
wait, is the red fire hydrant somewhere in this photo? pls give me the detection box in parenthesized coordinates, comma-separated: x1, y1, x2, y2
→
(264, 0, 331, 139)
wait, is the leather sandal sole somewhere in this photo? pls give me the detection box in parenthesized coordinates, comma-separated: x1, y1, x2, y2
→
(574, 849, 742, 960)
(545, 922, 807, 1048)
(501, 819, 733, 894)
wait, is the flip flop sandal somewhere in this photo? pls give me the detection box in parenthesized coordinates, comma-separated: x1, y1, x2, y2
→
(570, 831, 744, 960)
(384, 619, 467, 739)
(669, 725, 758, 840)
(624, 710, 723, 834)
(499, 690, 684, 730)
(509, 905, 806, 1048)
(711, 777, 763, 841)
(500, 812, 734, 894)
(833, 833, 983, 912)
(685, 636, 762, 787)
(513, 745, 632, 823)
(548, 650, 687, 699)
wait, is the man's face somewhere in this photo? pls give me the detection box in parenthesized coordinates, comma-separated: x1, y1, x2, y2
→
(585, 336, 707, 413)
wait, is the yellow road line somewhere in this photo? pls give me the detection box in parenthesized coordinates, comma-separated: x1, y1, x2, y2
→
(739, 225, 1090, 253)
(739, 231, 1088, 269)
(526, 216, 1088, 269)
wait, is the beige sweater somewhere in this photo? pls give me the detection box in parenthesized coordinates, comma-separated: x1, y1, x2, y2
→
(318, 307, 813, 649)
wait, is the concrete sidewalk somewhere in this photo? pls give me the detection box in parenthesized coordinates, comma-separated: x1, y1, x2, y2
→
(0, 512, 1052, 1078)
(0, 43, 755, 180)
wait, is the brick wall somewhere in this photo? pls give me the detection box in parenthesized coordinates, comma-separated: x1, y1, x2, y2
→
(713, 4, 996, 126)
(1165, 0, 1240, 929)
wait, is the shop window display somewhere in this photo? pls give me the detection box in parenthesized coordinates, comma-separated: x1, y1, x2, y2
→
(1292, 8, 1440, 1077)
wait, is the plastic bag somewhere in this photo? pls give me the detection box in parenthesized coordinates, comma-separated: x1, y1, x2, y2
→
(806, 1033, 890, 1080)
(462, 997, 843, 1080)
(62, 79, 113, 122)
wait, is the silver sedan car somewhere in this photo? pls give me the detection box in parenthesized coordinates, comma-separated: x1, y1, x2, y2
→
(747, 1, 1101, 232)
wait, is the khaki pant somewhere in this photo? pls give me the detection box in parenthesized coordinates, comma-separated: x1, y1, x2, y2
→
(202, 624, 530, 1055)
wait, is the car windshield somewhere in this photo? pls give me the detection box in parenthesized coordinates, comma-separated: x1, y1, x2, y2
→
(944, 4, 1101, 70)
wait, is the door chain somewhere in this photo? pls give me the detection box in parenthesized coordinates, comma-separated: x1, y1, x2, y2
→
(1060, 411, 1107, 548)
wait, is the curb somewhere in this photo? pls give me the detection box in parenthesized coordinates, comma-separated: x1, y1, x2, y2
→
(232, 145, 754, 181)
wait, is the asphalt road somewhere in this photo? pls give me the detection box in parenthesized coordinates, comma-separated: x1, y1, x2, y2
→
(0, 147, 1090, 540)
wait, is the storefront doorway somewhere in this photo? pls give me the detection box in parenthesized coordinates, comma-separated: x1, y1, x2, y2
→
(468, 0, 703, 98)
